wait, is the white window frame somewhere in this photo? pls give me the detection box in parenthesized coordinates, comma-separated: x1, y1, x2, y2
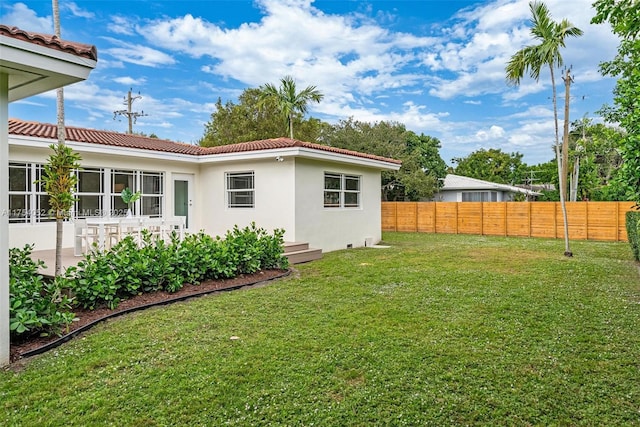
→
(75, 167, 105, 218)
(324, 172, 361, 209)
(226, 171, 255, 209)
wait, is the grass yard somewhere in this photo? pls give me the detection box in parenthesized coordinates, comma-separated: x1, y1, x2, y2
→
(2, 232, 639, 426)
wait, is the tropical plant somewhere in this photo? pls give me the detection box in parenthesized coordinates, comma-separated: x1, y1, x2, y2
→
(40, 144, 82, 276)
(592, 0, 640, 206)
(505, 0, 583, 256)
(120, 187, 141, 215)
(9, 245, 75, 338)
(199, 88, 326, 146)
(257, 75, 324, 139)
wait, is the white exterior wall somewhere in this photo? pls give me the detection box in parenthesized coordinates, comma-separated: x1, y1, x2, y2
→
(9, 143, 200, 250)
(198, 157, 296, 241)
(294, 158, 382, 252)
(9, 138, 393, 253)
(435, 190, 511, 202)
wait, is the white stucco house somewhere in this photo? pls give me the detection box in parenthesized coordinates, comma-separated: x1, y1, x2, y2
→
(1, 25, 98, 364)
(433, 174, 540, 202)
(8, 119, 402, 254)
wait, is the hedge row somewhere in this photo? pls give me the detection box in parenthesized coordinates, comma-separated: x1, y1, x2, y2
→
(626, 210, 640, 261)
(9, 223, 289, 340)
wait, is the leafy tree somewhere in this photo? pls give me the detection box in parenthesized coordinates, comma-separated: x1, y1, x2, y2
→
(257, 75, 324, 139)
(568, 120, 624, 201)
(452, 148, 528, 185)
(505, 0, 583, 257)
(199, 88, 324, 146)
(322, 118, 447, 201)
(592, 0, 640, 205)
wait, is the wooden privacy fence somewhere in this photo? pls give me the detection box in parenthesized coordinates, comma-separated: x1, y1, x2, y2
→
(382, 201, 636, 242)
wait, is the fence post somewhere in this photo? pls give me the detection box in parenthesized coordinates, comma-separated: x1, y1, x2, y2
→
(504, 202, 508, 237)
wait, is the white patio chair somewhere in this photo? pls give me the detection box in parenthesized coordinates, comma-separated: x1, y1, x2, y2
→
(117, 218, 144, 246)
(74, 218, 100, 255)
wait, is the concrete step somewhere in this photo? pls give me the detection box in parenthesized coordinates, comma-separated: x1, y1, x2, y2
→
(283, 241, 311, 253)
(284, 247, 323, 265)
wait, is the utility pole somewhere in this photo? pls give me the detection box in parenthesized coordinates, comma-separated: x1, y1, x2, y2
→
(113, 89, 148, 134)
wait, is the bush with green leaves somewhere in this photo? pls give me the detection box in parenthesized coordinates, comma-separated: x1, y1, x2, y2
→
(626, 211, 640, 262)
(9, 245, 76, 339)
(65, 224, 289, 310)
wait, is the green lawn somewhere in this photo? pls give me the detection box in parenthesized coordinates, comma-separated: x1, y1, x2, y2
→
(2, 232, 639, 426)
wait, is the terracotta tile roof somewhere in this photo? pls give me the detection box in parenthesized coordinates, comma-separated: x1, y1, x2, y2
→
(9, 119, 209, 155)
(8, 118, 401, 165)
(207, 138, 402, 164)
(0, 25, 97, 61)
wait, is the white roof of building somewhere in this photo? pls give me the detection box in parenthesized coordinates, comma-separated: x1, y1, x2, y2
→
(441, 174, 541, 196)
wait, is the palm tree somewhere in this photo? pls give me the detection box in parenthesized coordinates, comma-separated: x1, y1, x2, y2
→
(505, 1, 583, 257)
(258, 75, 323, 139)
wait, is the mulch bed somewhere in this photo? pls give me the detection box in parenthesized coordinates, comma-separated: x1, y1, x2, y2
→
(9, 269, 290, 363)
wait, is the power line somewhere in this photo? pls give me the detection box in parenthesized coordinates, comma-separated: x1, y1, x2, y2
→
(113, 89, 148, 134)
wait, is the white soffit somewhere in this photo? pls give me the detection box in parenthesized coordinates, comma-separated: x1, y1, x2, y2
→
(0, 35, 97, 102)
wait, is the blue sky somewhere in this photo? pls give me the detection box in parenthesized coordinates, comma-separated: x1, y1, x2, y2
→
(2, 0, 619, 166)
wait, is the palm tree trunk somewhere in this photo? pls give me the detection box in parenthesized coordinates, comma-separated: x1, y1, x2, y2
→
(550, 65, 571, 257)
(53, 0, 66, 275)
(288, 114, 294, 139)
(560, 68, 572, 256)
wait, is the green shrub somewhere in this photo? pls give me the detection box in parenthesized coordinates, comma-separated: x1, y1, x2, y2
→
(626, 210, 640, 261)
(9, 245, 76, 339)
(65, 225, 289, 310)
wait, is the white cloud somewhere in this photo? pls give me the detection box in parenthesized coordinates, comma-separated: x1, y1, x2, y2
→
(64, 2, 95, 19)
(102, 38, 176, 67)
(113, 76, 147, 86)
(1, 2, 52, 33)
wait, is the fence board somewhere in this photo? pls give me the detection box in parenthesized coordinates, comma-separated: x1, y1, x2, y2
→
(381, 201, 635, 242)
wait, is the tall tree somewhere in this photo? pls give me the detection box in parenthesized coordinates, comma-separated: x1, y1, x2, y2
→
(452, 148, 527, 185)
(257, 75, 324, 139)
(199, 88, 325, 146)
(322, 118, 447, 201)
(592, 0, 640, 205)
(505, 1, 583, 257)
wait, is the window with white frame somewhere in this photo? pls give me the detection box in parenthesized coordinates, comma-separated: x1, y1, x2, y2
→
(8, 164, 164, 221)
(111, 169, 135, 216)
(461, 191, 498, 202)
(8, 163, 55, 223)
(110, 170, 164, 217)
(324, 172, 361, 208)
(8, 163, 31, 223)
(141, 172, 163, 217)
(226, 171, 254, 208)
(75, 168, 104, 217)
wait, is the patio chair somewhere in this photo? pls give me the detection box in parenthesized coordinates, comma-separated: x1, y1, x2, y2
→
(74, 218, 100, 255)
(117, 218, 144, 246)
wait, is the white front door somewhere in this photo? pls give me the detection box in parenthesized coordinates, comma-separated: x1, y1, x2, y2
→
(173, 174, 193, 231)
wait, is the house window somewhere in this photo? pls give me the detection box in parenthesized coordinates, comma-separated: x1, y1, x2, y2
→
(110, 170, 164, 217)
(226, 171, 254, 208)
(462, 191, 498, 202)
(141, 172, 163, 217)
(324, 172, 361, 208)
(111, 170, 135, 216)
(8, 163, 31, 223)
(76, 168, 104, 217)
(8, 163, 54, 223)
(8, 165, 164, 221)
